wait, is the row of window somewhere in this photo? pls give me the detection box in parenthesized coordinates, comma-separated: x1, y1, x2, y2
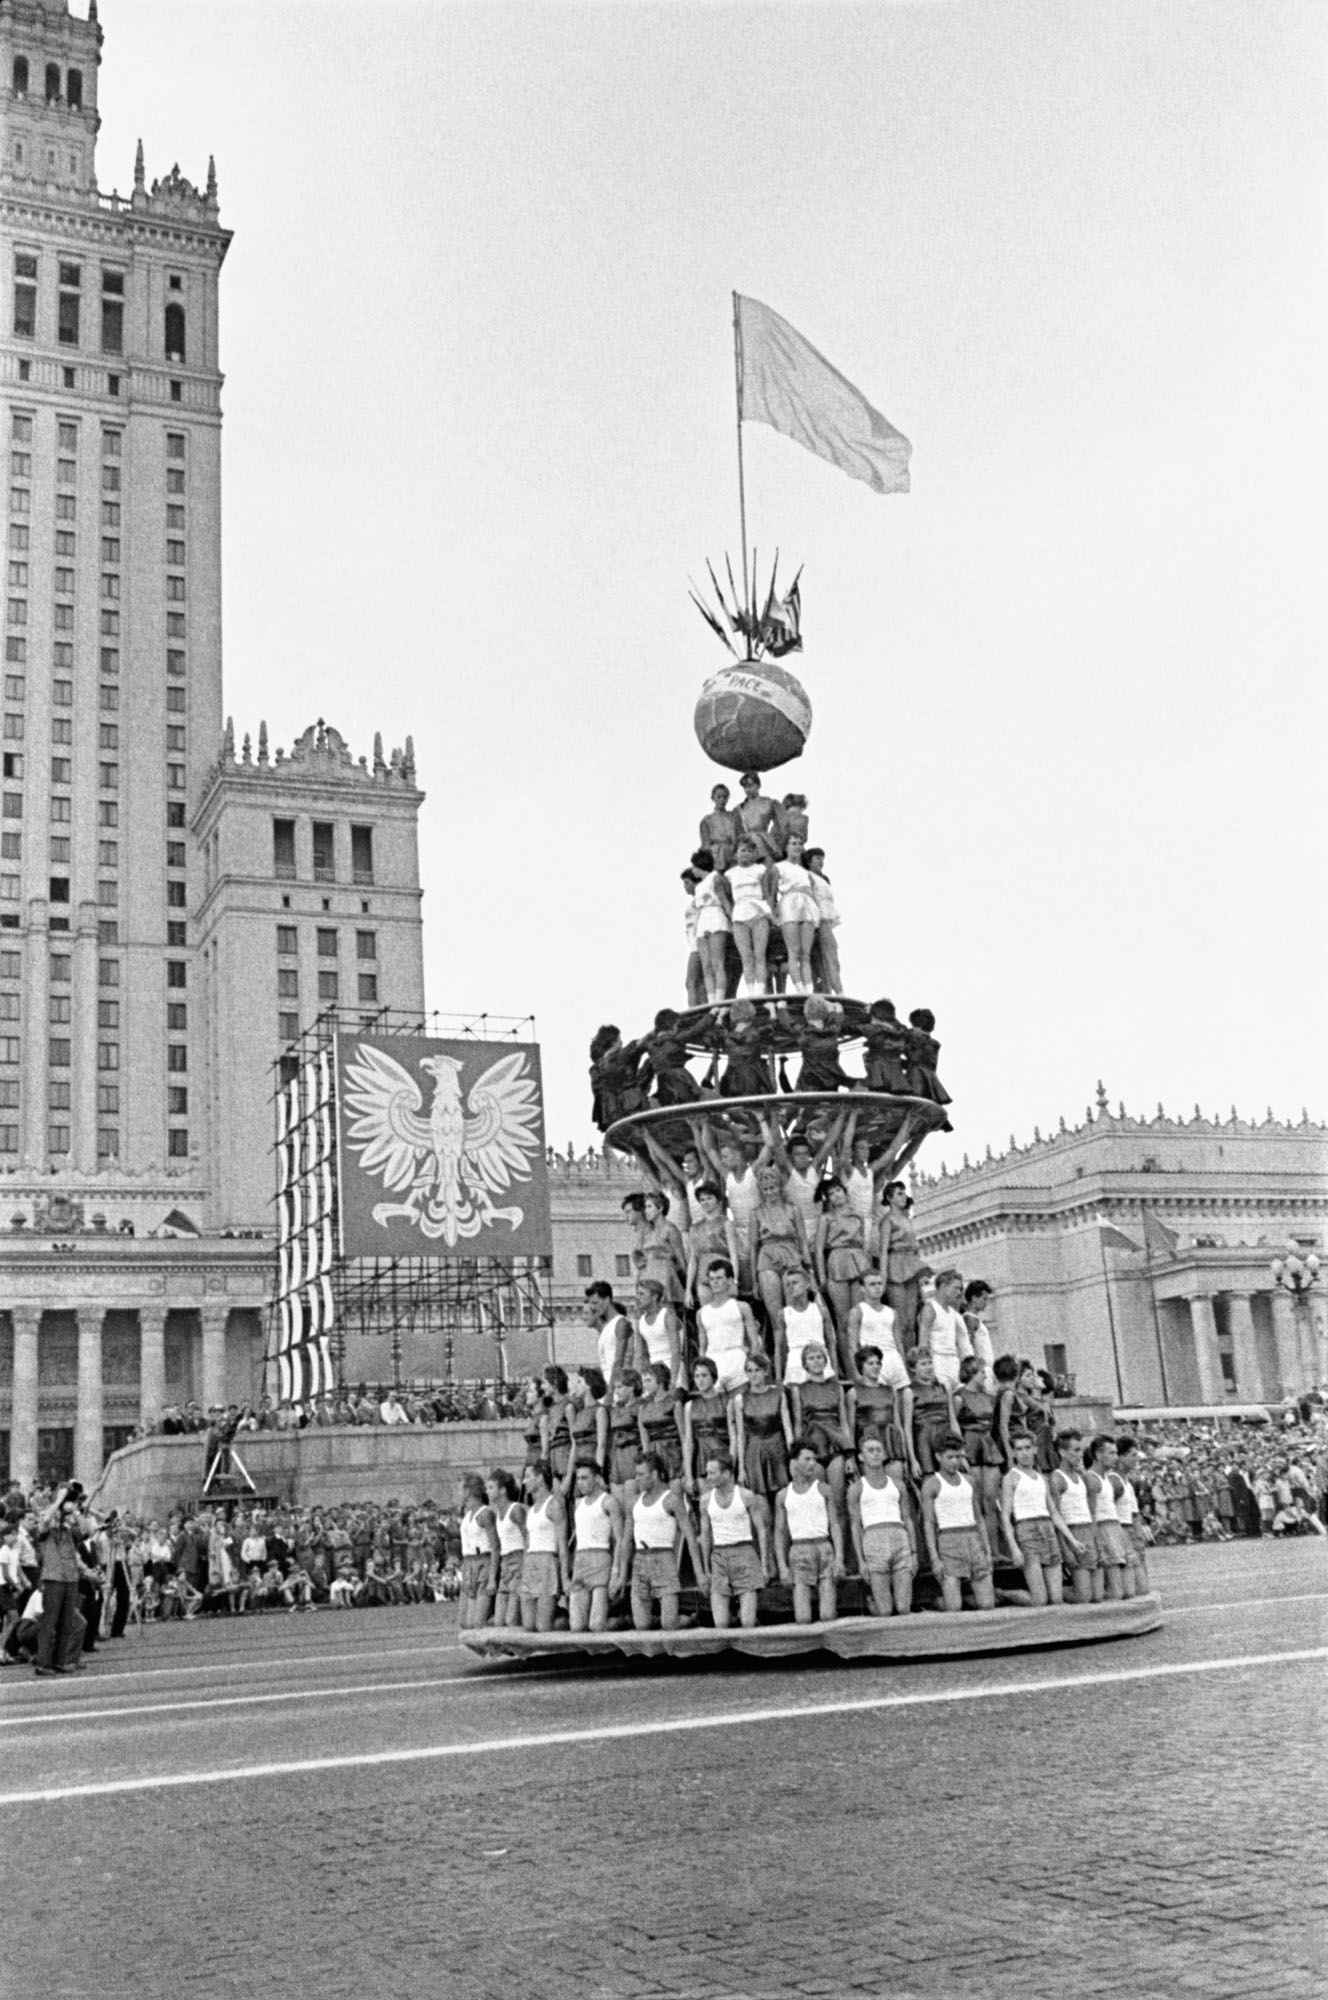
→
(10, 58, 85, 107)
(273, 818, 374, 884)
(277, 967, 380, 1006)
(13, 249, 186, 360)
(277, 924, 378, 960)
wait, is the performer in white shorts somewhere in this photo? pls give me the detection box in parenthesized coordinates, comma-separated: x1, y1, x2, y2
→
(569, 1461, 623, 1634)
(697, 1260, 759, 1393)
(919, 1269, 971, 1389)
(1112, 1436, 1151, 1595)
(779, 1267, 835, 1386)
(848, 1434, 916, 1617)
(1000, 1432, 1080, 1606)
(846, 1270, 910, 1390)
(699, 1450, 771, 1629)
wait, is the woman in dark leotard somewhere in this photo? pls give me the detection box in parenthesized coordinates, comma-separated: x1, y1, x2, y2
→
(734, 1350, 791, 1498)
(789, 1342, 851, 1520)
(607, 1370, 644, 1504)
(636, 1362, 685, 1485)
(682, 1357, 734, 1495)
(847, 1346, 911, 1473)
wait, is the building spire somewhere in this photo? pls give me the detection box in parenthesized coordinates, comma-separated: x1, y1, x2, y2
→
(134, 138, 145, 191)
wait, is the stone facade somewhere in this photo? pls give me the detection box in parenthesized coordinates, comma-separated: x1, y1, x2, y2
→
(910, 1095, 1328, 1408)
(0, 9, 427, 1487)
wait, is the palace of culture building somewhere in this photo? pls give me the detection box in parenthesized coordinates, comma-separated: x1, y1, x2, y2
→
(0, 3, 425, 1489)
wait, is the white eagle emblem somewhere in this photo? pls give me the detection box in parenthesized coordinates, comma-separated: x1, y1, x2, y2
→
(342, 1044, 542, 1245)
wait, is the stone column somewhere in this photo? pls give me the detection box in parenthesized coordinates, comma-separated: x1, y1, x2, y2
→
(200, 1304, 230, 1413)
(73, 1308, 103, 1489)
(1226, 1293, 1263, 1402)
(1270, 1291, 1302, 1400)
(1187, 1295, 1224, 1405)
(71, 898, 99, 1174)
(9, 1307, 40, 1490)
(139, 1307, 168, 1431)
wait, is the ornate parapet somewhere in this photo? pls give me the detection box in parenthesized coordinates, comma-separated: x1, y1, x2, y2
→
(211, 717, 420, 791)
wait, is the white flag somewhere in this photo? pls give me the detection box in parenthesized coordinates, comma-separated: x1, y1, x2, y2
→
(735, 294, 911, 495)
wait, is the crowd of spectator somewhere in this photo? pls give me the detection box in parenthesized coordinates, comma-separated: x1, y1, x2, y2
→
(1129, 1411, 1328, 1543)
(136, 1381, 523, 1445)
(1, 1486, 470, 1666)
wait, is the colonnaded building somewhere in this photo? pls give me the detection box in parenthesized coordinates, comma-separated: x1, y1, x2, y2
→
(910, 1094, 1328, 1410)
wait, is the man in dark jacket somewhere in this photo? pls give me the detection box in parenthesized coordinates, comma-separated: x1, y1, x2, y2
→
(33, 1484, 96, 1675)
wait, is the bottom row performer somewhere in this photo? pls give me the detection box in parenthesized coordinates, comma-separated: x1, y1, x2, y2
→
(456, 1426, 1149, 1633)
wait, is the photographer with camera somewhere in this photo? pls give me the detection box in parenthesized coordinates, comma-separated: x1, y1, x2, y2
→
(32, 1481, 99, 1677)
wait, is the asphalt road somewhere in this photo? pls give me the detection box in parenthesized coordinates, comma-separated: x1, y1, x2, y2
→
(2, 1540, 1324, 2000)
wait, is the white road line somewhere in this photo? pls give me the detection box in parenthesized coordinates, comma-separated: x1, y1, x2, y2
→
(3, 1644, 1324, 1807)
(0, 1664, 598, 1728)
(1164, 1591, 1327, 1618)
(0, 1638, 467, 1687)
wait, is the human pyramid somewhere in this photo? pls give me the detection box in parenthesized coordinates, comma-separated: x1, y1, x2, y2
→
(587, 770, 952, 1149)
(486, 763, 1152, 1644)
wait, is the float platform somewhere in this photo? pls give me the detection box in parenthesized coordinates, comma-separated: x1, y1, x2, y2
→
(461, 1592, 1163, 1665)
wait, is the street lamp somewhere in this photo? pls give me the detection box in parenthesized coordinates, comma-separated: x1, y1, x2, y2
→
(1270, 1246, 1322, 1396)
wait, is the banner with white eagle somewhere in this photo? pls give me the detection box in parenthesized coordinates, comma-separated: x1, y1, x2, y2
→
(335, 1033, 551, 1260)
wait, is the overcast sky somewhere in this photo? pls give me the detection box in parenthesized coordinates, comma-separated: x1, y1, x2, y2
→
(99, 1, 1326, 1163)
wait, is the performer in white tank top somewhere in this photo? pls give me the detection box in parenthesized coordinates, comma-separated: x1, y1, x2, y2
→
(525, 1494, 559, 1553)
(850, 1275, 910, 1390)
(496, 1504, 526, 1555)
(784, 1162, 821, 1237)
(932, 1473, 977, 1532)
(1051, 1433, 1103, 1605)
(858, 1472, 905, 1529)
(698, 1267, 754, 1393)
(574, 1492, 614, 1549)
(784, 1479, 830, 1542)
(848, 1435, 915, 1616)
(777, 1441, 844, 1625)
(1092, 1466, 1120, 1523)
(1084, 1436, 1131, 1601)
(632, 1488, 676, 1550)
(706, 1484, 755, 1545)
(922, 1436, 996, 1613)
(782, 1293, 833, 1384)
(638, 1303, 675, 1371)
(845, 1159, 875, 1234)
(1054, 1469, 1093, 1527)
(1010, 1466, 1050, 1520)
(926, 1308, 967, 1387)
(999, 1434, 1069, 1606)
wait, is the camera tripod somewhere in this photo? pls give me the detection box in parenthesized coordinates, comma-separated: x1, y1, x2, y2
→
(202, 1439, 258, 1498)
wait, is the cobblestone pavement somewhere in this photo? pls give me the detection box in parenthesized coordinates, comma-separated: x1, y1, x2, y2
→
(2, 1541, 1324, 2000)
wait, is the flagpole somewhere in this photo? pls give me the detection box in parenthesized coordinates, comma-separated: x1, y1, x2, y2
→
(1140, 1205, 1171, 1404)
(1097, 1227, 1126, 1406)
(732, 292, 751, 649)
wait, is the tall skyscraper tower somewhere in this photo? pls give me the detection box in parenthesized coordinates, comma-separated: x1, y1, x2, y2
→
(0, 0, 226, 1178)
(0, 5, 426, 1491)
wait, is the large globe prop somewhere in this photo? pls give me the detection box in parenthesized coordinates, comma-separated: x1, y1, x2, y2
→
(694, 658, 812, 772)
